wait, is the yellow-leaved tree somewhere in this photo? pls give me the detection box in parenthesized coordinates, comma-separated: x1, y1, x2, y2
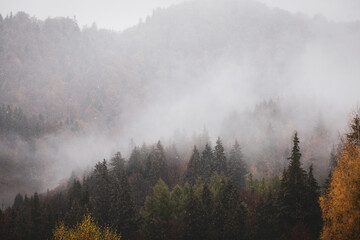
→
(320, 115, 360, 240)
(53, 214, 121, 240)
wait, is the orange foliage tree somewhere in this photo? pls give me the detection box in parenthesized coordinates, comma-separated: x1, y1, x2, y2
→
(320, 115, 360, 240)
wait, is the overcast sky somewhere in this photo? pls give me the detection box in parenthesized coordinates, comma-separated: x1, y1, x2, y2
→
(0, 0, 359, 31)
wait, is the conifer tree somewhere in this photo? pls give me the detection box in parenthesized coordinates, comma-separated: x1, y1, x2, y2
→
(148, 141, 168, 184)
(227, 140, 247, 190)
(212, 137, 227, 175)
(256, 190, 279, 240)
(184, 146, 201, 184)
(127, 147, 142, 176)
(200, 143, 213, 180)
(109, 152, 137, 238)
(31, 192, 43, 240)
(142, 179, 173, 240)
(278, 132, 308, 232)
(182, 186, 203, 240)
(305, 165, 322, 238)
(90, 160, 111, 226)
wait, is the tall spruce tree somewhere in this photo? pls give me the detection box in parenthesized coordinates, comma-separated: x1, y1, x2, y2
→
(109, 152, 137, 238)
(90, 159, 111, 226)
(142, 179, 173, 240)
(227, 140, 247, 190)
(200, 143, 213, 180)
(148, 141, 168, 185)
(212, 137, 227, 175)
(305, 164, 322, 238)
(184, 146, 201, 184)
(278, 132, 308, 232)
(127, 147, 142, 176)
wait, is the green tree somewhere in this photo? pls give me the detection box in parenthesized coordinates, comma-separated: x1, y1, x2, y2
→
(126, 147, 142, 176)
(90, 160, 111, 226)
(148, 141, 168, 185)
(212, 137, 227, 175)
(109, 152, 137, 238)
(200, 143, 213, 180)
(278, 132, 308, 233)
(305, 164, 322, 238)
(142, 179, 174, 240)
(227, 140, 247, 190)
(184, 146, 201, 184)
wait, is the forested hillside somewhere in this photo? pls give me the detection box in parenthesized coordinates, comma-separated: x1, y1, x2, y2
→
(1, 113, 360, 239)
(1, 0, 360, 238)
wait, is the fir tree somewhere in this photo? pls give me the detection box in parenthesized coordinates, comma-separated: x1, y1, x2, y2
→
(227, 140, 247, 190)
(278, 132, 308, 232)
(90, 159, 111, 226)
(184, 146, 201, 184)
(109, 152, 137, 238)
(200, 143, 213, 180)
(127, 146, 142, 176)
(305, 165, 322, 238)
(212, 137, 227, 175)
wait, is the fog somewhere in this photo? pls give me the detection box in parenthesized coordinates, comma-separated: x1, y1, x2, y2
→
(1, 0, 360, 206)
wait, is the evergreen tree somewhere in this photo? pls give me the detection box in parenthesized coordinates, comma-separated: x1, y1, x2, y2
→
(256, 190, 279, 240)
(212, 137, 227, 175)
(30, 192, 43, 240)
(184, 146, 201, 184)
(227, 140, 247, 190)
(142, 179, 173, 240)
(90, 160, 111, 226)
(278, 132, 308, 233)
(200, 143, 213, 180)
(148, 141, 168, 184)
(182, 186, 203, 240)
(305, 165, 322, 238)
(127, 147, 142, 176)
(13, 193, 24, 209)
(109, 152, 137, 238)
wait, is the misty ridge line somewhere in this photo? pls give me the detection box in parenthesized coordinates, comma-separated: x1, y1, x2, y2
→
(0, 0, 359, 206)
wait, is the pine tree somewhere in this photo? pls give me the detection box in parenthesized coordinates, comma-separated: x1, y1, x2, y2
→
(256, 190, 279, 240)
(227, 140, 247, 190)
(212, 137, 227, 175)
(305, 165, 322, 238)
(182, 186, 203, 240)
(127, 147, 142, 176)
(148, 141, 168, 185)
(90, 159, 111, 226)
(30, 192, 43, 240)
(200, 143, 213, 180)
(199, 182, 214, 239)
(13, 193, 24, 208)
(184, 146, 201, 184)
(142, 179, 173, 240)
(278, 132, 308, 233)
(109, 152, 137, 238)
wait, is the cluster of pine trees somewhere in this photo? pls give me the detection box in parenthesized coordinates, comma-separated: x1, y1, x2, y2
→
(1, 115, 360, 240)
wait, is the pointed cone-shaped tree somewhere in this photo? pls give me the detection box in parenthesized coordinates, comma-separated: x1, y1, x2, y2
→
(185, 145, 201, 184)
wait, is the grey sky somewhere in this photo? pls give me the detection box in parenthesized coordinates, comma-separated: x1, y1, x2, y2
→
(0, 0, 359, 31)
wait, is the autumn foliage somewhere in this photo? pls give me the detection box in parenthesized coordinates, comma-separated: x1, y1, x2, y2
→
(53, 214, 120, 240)
(320, 115, 360, 240)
